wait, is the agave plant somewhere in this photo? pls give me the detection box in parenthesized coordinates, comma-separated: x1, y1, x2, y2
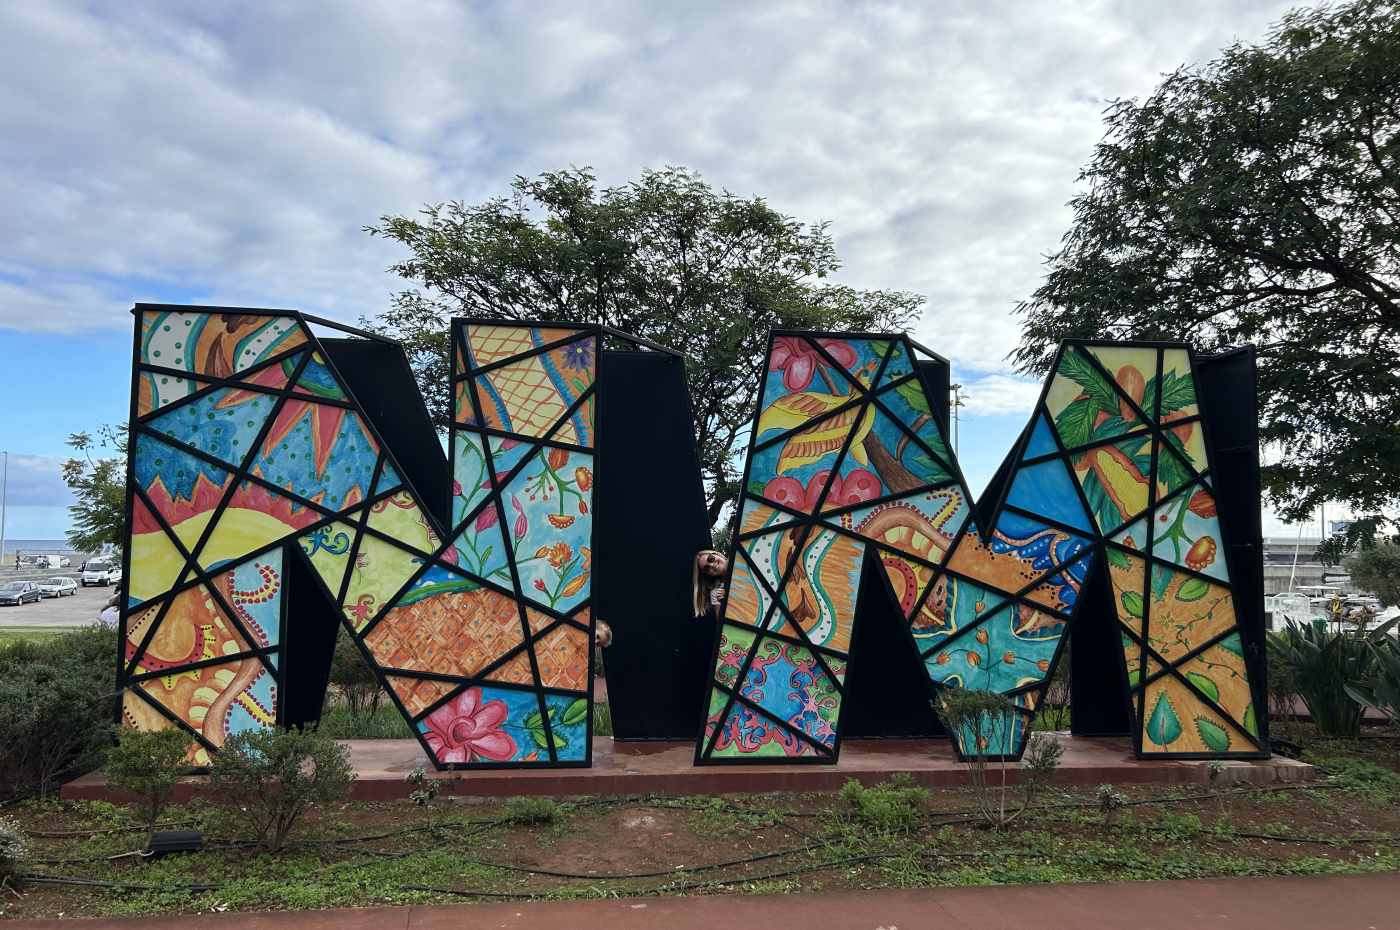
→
(1267, 619, 1376, 737)
(1345, 640, 1400, 726)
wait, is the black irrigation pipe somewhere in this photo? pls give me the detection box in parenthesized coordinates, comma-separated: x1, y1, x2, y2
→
(24, 820, 200, 838)
(459, 843, 825, 881)
(19, 873, 216, 893)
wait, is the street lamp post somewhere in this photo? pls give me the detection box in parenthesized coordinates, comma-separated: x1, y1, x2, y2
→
(949, 385, 966, 456)
(0, 450, 8, 571)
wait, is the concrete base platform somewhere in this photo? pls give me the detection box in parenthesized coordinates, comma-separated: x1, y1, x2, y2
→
(62, 734, 1314, 802)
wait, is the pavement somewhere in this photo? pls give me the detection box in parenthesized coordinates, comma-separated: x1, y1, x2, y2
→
(63, 734, 1315, 802)
(0, 582, 112, 630)
(7, 873, 1399, 929)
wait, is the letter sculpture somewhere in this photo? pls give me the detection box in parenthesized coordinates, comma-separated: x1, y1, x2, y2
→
(696, 332, 1266, 762)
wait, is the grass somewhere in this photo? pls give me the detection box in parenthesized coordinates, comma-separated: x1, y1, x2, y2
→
(315, 703, 415, 740)
(0, 627, 64, 646)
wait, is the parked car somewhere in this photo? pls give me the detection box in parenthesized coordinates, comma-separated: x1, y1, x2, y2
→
(0, 581, 41, 605)
(80, 560, 122, 587)
(38, 576, 78, 598)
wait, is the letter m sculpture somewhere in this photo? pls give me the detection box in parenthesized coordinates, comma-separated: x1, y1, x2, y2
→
(697, 333, 1266, 762)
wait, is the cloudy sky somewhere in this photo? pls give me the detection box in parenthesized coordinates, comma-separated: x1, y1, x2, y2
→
(0, 0, 1318, 541)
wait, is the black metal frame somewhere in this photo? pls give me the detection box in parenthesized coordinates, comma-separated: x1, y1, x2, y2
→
(116, 304, 612, 771)
(693, 331, 1268, 765)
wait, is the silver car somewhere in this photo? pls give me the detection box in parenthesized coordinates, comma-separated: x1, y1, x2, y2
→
(38, 576, 78, 598)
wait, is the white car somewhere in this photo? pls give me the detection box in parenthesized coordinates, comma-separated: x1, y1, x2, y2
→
(38, 576, 78, 598)
(80, 560, 122, 587)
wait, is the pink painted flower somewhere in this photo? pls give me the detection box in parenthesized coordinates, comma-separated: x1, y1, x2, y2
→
(422, 688, 517, 764)
(475, 504, 499, 532)
(511, 495, 527, 541)
(769, 337, 859, 392)
(452, 479, 463, 496)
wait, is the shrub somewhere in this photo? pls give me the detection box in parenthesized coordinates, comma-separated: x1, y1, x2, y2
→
(327, 629, 384, 722)
(839, 774, 928, 833)
(1268, 619, 1374, 737)
(938, 688, 1063, 827)
(502, 796, 560, 826)
(592, 701, 613, 738)
(405, 766, 440, 806)
(104, 727, 192, 847)
(208, 727, 354, 851)
(0, 624, 116, 798)
(0, 815, 27, 890)
(1345, 639, 1400, 726)
(1096, 784, 1126, 827)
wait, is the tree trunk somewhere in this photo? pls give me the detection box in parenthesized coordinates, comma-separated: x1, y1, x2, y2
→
(863, 436, 922, 492)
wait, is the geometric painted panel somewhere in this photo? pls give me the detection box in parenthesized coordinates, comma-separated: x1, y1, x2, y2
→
(698, 334, 1264, 764)
(119, 307, 597, 770)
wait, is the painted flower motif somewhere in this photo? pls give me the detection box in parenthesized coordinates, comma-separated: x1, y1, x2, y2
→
(536, 542, 573, 569)
(966, 652, 981, 667)
(769, 336, 858, 392)
(452, 479, 463, 496)
(422, 687, 517, 764)
(1187, 490, 1217, 518)
(975, 627, 989, 645)
(762, 468, 881, 512)
(475, 504, 500, 532)
(574, 466, 593, 491)
(533, 578, 547, 592)
(935, 653, 950, 665)
(1036, 659, 1050, 672)
(547, 513, 576, 529)
(547, 447, 570, 470)
(581, 546, 591, 570)
(511, 495, 527, 541)
(562, 340, 594, 371)
(1002, 652, 1016, 665)
(1185, 536, 1217, 571)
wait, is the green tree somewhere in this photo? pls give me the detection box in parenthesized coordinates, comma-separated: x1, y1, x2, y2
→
(1345, 541, 1400, 607)
(1013, 0, 1400, 548)
(61, 424, 127, 553)
(367, 166, 923, 526)
(104, 727, 190, 848)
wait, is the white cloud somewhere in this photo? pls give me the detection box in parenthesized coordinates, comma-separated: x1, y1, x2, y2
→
(1, 453, 73, 508)
(0, 0, 1297, 368)
(955, 374, 1042, 417)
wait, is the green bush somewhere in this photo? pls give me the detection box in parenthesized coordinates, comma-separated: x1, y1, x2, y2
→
(1345, 639, 1400, 725)
(839, 774, 928, 833)
(592, 701, 613, 738)
(0, 624, 117, 798)
(1268, 619, 1375, 736)
(104, 727, 192, 847)
(502, 796, 561, 826)
(208, 727, 354, 851)
(0, 814, 26, 890)
(327, 629, 384, 722)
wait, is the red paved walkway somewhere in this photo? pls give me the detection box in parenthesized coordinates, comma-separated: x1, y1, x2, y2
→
(62, 735, 1313, 802)
(9, 873, 1399, 929)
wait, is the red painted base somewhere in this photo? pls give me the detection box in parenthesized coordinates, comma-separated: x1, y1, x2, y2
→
(61, 734, 1314, 803)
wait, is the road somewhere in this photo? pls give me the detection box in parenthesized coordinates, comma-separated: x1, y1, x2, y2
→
(0, 582, 114, 629)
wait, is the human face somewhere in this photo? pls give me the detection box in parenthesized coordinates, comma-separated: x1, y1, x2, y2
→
(697, 550, 727, 578)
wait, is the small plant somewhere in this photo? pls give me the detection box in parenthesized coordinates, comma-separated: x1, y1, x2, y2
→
(1345, 639, 1400, 726)
(1268, 619, 1374, 737)
(1096, 784, 1126, 827)
(405, 766, 440, 806)
(104, 727, 191, 848)
(592, 702, 614, 738)
(938, 689, 1063, 828)
(327, 629, 385, 723)
(502, 796, 560, 826)
(839, 774, 929, 833)
(208, 727, 354, 852)
(0, 815, 27, 891)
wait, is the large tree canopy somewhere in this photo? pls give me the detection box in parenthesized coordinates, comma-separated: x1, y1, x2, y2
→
(1014, 0, 1400, 548)
(62, 425, 127, 553)
(368, 167, 922, 527)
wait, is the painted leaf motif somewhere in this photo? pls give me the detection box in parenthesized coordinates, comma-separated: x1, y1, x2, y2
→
(1177, 578, 1210, 602)
(1186, 672, 1220, 704)
(1145, 692, 1182, 746)
(560, 698, 589, 726)
(1060, 349, 1123, 417)
(1243, 704, 1258, 738)
(1218, 633, 1244, 658)
(1120, 591, 1144, 619)
(1055, 397, 1095, 449)
(1106, 547, 1131, 571)
(776, 403, 874, 472)
(1195, 716, 1231, 752)
(756, 391, 849, 436)
(1158, 371, 1196, 416)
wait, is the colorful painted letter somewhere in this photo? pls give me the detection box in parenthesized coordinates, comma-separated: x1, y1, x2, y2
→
(119, 306, 595, 768)
(696, 334, 1264, 763)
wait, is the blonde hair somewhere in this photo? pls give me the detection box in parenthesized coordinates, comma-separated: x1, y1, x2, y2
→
(693, 549, 724, 616)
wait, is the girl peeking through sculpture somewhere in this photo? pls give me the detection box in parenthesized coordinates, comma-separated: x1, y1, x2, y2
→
(693, 548, 728, 621)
